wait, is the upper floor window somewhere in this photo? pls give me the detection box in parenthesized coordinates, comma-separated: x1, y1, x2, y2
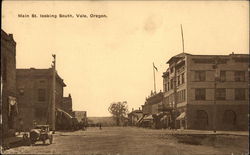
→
(235, 71, 245, 82)
(235, 88, 245, 100)
(215, 88, 226, 100)
(170, 67, 174, 73)
(195, 88, 206, 100)
(177, 76, 180, 86)
(38, 89, 46, 101)
(220, 71, 226, 82)
(177, 89, 186, 103)
(170, 79, 173, 89)
(164, 83, 167, 92)
(195, 71, 206, 81)
(181, 73, 185, 84)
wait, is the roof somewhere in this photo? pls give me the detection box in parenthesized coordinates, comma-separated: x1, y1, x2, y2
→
(16, 68, 66, 87)
(166, 53, 190, 64)
(166, 52, 249, 64)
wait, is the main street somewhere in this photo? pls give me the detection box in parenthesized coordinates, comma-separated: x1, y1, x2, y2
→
(3, 127, 248, 155)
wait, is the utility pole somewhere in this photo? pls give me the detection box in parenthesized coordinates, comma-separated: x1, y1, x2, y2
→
(153, 63, 158, 93)
(51, 54, 56, 131)
(213, 57, 220, 133)
(180, 24, 185, 53)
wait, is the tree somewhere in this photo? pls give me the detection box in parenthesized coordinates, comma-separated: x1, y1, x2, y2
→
(108, 101, 128, 126)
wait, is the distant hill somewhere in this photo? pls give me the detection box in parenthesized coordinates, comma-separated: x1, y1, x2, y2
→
(87, 117, 116, 126)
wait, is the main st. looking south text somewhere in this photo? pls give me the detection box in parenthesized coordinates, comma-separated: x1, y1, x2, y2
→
(18, 13, 108, 18)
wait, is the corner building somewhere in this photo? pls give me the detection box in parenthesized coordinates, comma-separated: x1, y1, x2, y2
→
(16, 68, 66, 130)
(162, 53, 249, 130)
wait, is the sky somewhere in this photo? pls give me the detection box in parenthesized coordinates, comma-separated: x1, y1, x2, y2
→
(2, 1, 249, 117)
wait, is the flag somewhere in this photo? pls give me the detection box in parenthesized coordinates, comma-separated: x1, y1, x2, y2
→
(153, 63, 158, 71)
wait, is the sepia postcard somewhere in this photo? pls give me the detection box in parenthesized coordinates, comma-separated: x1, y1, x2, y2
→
(1, 0, 249, 155)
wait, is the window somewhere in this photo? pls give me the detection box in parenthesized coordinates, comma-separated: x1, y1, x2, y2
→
(177, 89, 186, 103)
(235, 71, 245, 82)
(181, 73, 185, 84)
(164, 84, 167, 92)
(38, 89, 46, 101)
(235, 88, 245, 100)
(195, 71, 206, 81)
(215, 88, 226, 100)
(170, 67, 174, 73)
(170, 79, 173, 89)
(195, 88, 206, 100)
(220, 71, 226, 82)
(177, 76, 180, 85)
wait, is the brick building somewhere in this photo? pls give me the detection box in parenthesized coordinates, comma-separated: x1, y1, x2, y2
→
(61, 94, 73, 116)
(142, 92, 163, 115)
(16, 68, 67, 130)
(1, 30, 18, 137)
(162, 53, 249, 130)
(140, 92, 164, 128)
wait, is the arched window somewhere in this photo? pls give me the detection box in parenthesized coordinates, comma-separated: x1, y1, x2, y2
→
(196, 110, 209, 129)
(223, 110, 236, 125)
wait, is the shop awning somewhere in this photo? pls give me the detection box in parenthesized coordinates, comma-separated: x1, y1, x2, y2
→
(137, 115, 145, 124)
(160, 115, 168, 121)
(56, 108, 73, 119)
(176, 112, 186, 120)
(143, 115, 153, 120)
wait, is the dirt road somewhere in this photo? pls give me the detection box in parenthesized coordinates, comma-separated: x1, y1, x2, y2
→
(3, 127, 249, 155)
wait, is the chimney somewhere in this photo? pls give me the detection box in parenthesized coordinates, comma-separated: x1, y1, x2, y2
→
(132, 108, 134, 111)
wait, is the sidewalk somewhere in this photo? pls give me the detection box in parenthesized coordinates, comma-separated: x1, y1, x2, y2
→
(172, 129, 249, 136)
(1, 132, 27, 149)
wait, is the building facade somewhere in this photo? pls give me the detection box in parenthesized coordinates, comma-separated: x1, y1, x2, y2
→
(73, 111, 87, 123)
(141, 92, 164, 128)
(162, 53, 249, 130)
(16, 68, 66, 130)
(1, 30, 18, 137)
(128, 108, 143, 126)
(61, 94, 73, 116)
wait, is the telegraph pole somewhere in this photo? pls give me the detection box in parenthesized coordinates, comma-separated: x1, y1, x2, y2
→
(153, 64, 156, 93)
(180, 24, 185, 53)
(51, 54, 56, 131)
(213, 57, 220, 133)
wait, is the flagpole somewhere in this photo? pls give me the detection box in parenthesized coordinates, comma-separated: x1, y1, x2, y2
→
(181, 24, 185, 53)
(153, 63, 156, 93)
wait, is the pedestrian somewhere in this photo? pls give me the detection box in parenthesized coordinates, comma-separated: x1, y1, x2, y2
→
(99, 123, 102, 130)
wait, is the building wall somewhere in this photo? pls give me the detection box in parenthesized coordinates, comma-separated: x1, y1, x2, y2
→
(61, 94, 73, 115)
(186, 54, 249, 130)
(187, 104, 248, 130)
(163, 53, 249, 130)
(1, 30, 17, 137)
(16, 69, 66, 130)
